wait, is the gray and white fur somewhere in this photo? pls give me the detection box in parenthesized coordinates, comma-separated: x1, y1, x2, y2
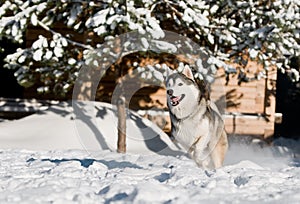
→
(166, 66, 228, 169)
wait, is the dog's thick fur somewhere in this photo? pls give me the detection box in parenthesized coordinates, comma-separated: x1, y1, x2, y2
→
(166, 66, 228, 169)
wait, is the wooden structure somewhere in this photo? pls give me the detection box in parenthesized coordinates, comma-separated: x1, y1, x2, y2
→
(210, 62, 277, 139)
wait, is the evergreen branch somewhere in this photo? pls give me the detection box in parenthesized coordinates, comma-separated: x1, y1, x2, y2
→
(36, 18, 93, 50)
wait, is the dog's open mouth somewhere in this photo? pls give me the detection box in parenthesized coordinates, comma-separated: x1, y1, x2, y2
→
(170, 94, 185, 106)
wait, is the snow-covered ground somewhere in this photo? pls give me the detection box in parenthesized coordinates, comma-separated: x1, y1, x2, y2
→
(0, 102, 299, 203)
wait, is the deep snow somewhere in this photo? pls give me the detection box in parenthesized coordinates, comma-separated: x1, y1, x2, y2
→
(0, 147, 299, 203)
(0, 102, 299, 203)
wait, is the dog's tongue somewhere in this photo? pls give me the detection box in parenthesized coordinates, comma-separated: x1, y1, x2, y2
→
(171, 96, 180, 102)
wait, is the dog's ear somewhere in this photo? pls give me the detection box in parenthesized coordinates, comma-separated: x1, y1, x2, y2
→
(182, 65, 195, 81)
(195, 77, 210, 101)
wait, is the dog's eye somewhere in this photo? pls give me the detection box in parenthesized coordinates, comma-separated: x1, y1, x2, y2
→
(178, 83, 183, 86)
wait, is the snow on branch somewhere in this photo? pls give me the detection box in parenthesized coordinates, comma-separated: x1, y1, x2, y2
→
(1, 0, 300, 96)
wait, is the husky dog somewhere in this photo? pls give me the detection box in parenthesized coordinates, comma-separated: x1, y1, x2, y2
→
(166, 66, 228, 169)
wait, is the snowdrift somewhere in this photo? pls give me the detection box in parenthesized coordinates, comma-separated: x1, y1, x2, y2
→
(0, 101, 184, 156)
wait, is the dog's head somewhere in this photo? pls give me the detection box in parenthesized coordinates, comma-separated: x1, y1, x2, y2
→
(166, 66, 207, 119)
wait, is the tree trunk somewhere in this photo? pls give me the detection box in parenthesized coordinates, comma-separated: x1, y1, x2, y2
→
(117, 95, 126, 153)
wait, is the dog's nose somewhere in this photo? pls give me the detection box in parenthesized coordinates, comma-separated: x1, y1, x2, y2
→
(167, 89, 173, 96)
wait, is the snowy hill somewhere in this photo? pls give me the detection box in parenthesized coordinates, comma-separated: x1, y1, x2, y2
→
(0, 102, 299, 203)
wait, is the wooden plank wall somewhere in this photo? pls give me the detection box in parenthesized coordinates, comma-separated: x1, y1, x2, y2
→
(210, 62, 277, 138)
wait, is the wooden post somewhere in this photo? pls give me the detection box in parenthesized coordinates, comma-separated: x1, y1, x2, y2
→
(116, 0, 127, 153)
(117, 95, 126, 153)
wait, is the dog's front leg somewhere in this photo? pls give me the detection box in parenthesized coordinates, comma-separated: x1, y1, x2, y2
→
(210, 130, 228, 169)
(192, 141, 213, 169)
(193, 149, 212, 169)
